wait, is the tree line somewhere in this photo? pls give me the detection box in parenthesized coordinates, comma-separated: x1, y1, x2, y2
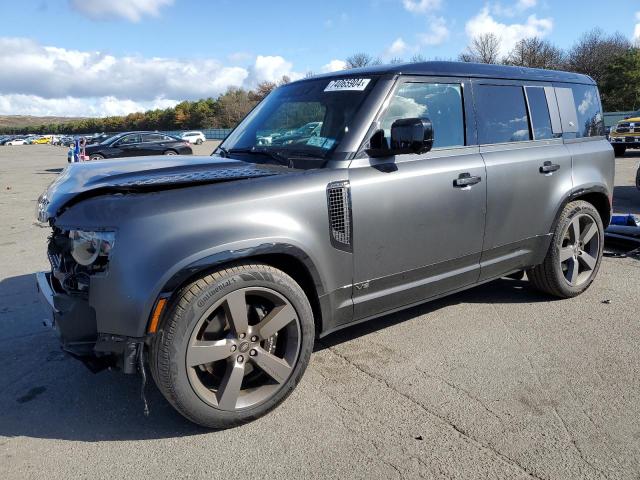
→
(2, 28, 639, 135)
(346, 28, 640, 113)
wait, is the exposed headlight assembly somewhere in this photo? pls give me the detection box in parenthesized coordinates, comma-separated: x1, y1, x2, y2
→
(69, 230, 116, 266)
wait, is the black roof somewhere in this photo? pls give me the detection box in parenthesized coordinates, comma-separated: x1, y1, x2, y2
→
(306, 61, 595, 85)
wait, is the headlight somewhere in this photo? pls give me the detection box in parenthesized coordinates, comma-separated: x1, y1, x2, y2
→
(69, 230, 116, 266)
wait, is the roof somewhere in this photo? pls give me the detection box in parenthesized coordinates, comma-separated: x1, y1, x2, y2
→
(305, 61, 595, 85)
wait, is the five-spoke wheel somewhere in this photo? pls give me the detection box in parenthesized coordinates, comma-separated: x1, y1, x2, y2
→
(558, 213, 600, 287)
(150, 263, 314, 428)
(186, 287, 301, 411)
(528, 200, 604, 298)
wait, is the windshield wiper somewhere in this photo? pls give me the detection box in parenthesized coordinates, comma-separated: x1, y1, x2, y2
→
(227, 147, 292, 167)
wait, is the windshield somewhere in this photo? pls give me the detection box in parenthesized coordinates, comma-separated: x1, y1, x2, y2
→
(219, 76, 379, 163)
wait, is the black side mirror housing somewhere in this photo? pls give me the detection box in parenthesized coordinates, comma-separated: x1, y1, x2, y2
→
(366, 117, 433, 158)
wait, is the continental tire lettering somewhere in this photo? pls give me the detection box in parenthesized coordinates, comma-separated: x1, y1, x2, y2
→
(196, 278, 236, 308)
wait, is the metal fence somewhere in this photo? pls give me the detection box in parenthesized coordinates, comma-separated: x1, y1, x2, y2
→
(161, 128, 232, 140)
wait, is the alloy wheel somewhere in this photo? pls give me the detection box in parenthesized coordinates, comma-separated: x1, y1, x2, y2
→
(558, 213, 601, 286)
(186, 287, 301, 411)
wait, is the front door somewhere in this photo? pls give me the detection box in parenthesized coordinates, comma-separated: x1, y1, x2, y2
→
(349, 78, 487, 320)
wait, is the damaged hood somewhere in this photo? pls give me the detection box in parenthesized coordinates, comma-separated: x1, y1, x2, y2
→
(37, 155, 288, 222)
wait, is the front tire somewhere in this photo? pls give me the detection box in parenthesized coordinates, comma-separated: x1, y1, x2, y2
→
(164, 150, 178, 155)
(528, 200, 604, 298)
(150, 263, 314, 428)
(89, 154, 104, 161)
(196, 139, 203, 145)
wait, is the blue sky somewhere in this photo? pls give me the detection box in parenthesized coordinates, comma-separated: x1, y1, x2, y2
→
(0, 0, 639, 117)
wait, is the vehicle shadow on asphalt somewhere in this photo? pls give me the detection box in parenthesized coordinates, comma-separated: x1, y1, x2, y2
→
(35, 168, 64, 175)
(316, 277, 553, 351)
(0, 273, 208, 441)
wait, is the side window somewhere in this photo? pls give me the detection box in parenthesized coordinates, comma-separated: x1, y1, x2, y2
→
(142, 133, 165, 143)
(570, 85, 604, 138)
(116, 134, 140, 145)
(476, 85, 531, 144)
(379, 82, 465, 149)
(525, 87, 555, 140)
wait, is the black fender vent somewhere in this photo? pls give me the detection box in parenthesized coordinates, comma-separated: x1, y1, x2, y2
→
(326, 180, 352, 252)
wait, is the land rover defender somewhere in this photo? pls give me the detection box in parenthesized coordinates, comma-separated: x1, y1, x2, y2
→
(36, 62, 614, 428)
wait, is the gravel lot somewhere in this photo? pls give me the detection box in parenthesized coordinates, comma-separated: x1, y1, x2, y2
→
(1, 144, 639, 480)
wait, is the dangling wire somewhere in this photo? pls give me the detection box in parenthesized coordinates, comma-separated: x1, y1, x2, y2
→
(138, 344, 150, 417)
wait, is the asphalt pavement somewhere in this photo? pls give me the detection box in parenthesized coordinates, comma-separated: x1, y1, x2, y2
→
(1, 144, 639, 480)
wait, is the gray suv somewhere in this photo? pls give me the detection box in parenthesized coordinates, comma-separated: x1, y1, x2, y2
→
(36, 62, 614, 428)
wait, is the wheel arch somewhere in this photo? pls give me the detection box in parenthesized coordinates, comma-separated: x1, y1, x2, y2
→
(148, 243, 326, 337)
(551, 185, 611, 232)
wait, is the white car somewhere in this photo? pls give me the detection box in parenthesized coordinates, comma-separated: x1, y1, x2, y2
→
(181, 131, 206, 145)
(6, 138, 27, 145)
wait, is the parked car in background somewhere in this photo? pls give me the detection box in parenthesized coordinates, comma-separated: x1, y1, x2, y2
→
(271, 121, 323, 145)
(181, 131, 206, 145)
(609, 112, 640, 156)
(84, 131, 192, 160)
(87, 133, 117, 145)
(32, 136, 51, 144)
(36, 62, 613, 429)
(6, 138, 28, 145)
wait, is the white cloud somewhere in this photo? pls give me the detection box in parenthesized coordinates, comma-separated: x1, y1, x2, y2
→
(0, 37, 302, 116)
(69, 0, 174, 22)
(402, 0, 442, 14)
(384, 38, 409, 59)
(418, 16, 450, 45)
(246, 55, 302, 86)
(634, 12, 640, 44)
(0, 94, 179, 117)
(321, 59, 347, 73)
(465, 7, 553, 56)
(491, 0, 537, 17)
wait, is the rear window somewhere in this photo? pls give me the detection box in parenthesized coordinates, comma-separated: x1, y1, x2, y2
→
(571, 85, 604, 138)
(476, 85, 530, 144)
(143, 133, 166, 142)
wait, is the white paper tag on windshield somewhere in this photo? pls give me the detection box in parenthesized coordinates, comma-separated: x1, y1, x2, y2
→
(324, 78, 371, 92)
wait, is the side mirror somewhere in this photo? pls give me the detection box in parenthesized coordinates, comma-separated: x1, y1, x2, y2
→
(391, 117, 433, 155)
(366, 118, 433, 158)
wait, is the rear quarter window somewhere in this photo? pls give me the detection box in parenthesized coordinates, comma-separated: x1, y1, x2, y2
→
(571, 85, 605, 138)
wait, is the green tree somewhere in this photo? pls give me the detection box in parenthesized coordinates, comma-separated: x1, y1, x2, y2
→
(601, 48, 640, 111)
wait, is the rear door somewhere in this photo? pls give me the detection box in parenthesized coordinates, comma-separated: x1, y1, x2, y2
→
(474, 81, 573, 280)
(349, 77, 487, 320)
(110, 133, 142, 157)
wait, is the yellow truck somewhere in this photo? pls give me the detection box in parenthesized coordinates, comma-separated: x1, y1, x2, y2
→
(609, 112, 640, 157)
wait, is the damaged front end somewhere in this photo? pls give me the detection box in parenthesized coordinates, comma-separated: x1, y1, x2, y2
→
(37, 227, 142, 373)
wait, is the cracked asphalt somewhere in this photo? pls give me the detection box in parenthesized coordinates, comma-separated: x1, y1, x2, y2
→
(1, 145, 640, 480)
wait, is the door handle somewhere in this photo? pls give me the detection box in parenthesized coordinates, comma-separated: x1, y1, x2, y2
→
(540, 161, 560, 174)
(454, 172, 482, 187)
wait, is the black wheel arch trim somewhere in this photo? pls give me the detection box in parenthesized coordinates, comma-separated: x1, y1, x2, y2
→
(550, 184, 611, 233)
(147, 242, 328, 333)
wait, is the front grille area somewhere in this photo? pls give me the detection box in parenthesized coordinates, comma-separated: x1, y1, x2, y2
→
(326, 181, 352, 251)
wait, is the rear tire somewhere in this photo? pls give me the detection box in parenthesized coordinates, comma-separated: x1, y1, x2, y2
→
(527, 201, 604, 298)
(164, 150, 178, 155)
(196, 139, 203, 145)
(150, 262, 314, 428)
(613, 145, 626, 157)
(89, 154, 104, 161)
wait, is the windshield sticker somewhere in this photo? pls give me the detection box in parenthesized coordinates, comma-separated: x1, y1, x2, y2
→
(307, 136, 336, 149)
(324, 78, 371, 92)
